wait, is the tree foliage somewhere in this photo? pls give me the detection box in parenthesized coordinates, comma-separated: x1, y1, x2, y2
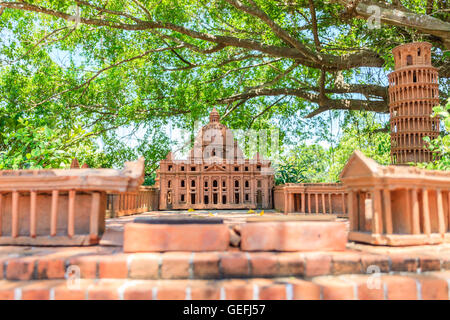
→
(0, 1, 448, 174)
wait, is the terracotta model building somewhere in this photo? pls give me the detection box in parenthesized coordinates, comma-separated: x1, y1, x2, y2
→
(0, 158, 144, 245)
(388, 42, 440, 164)
(274, 183, 347, 215)
(156, 108, 274, 210)
(341, 151, 450, 246)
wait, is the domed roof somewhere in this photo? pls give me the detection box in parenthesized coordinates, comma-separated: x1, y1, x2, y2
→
(189, 108, 244, 161)
(209, 107, 220, 123)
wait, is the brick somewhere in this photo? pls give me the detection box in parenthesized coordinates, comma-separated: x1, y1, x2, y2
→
(53, 280, 94, 300)
(6, 257, 37, 280)
(192, 253, 220, 279)
(390, 255, 419, 272)
(87, 280, 123, 300)
(37, 258, 66, 279)
(98, 255, 128, 279)
(67, 255, 99, 279)
(191, 284, 221, 300)
(161, 252, 190, 279)
(304, 253, 332, 277)
(124, 223, 230, 252)
(128, 254, 160, 279)
(241, 221, 347, 251)
(419, 256, 441, 272)
(360, 254, 390, 273)
(222, 280, 254, 300)
(220, 252, 250, 277)
(342, 275, 384, 300)
(441, 255, 450, 270)
(313, 277, 356, 300)
(289, 279, 321, 300)
(249, 253, 278, 277)
(277, 253, 305, 276)
(156, 282, 187, 300)
(412, 275, 448, 300)
(0, 281, 24, 300)
(381, 275, 417, 300)
(21, 280, 63, 300)
(331, 252, 362, 275)
(123, 282, 154, 300)
(0, 260, 4, 279)
(259, 283, 287, 300)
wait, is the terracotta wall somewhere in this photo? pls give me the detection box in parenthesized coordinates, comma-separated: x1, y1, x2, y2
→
(107, 186, 159, 217)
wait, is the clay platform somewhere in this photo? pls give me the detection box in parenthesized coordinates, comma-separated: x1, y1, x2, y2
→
(0, 210, 450, 300)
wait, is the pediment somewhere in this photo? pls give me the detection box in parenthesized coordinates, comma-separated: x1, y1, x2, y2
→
(339, 150, 380, 180)
(205, 164, 227, 172)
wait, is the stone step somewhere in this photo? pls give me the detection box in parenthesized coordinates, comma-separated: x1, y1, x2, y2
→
(2, 249, 449, 281)
(123, 220, 347, 252)
(1, 271, 449, 300)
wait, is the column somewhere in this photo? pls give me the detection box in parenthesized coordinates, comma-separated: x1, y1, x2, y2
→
(411, 188, 420, 234)
(372, 188, 383, 235)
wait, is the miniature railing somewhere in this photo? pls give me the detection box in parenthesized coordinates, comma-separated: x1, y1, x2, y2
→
(107, 186, 159, 218)
(274, 183, 348, 216)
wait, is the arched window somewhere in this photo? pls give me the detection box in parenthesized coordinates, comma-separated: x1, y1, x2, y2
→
(235, 180, 239, 188)
(406, 55, 413, 66)
(191, 180, 196, 187)
(213, 180, 218, 187)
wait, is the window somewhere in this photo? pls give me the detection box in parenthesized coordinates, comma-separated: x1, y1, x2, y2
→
(257, 165, 261, 171)
(191, 180, 196, 187)
(213, 180, 218, 188)
(181, 194, 185, 202)
(413, 71, 417, 83)
(245, 181, 249, 188)
(235, 193, 240, 204)
(191, 166, 196, 171)
(204, 181, 208, 188)
(257, 180, 262, 188)
(213, 193, 218, 204)
(234, 166, 239, 171)
(181, 180, 185, 187)
(235, 180, 239, 188)
(245, 166, 249, 171)
(168, 165, 173, 171)
(406, 55, 413, 65)
(245, 194, 249, 201)
(204, 195, 209, 204)
(190, 193, 196, 204)
(168, 180, 171, 188)
(222, 181, 226, 187)
(222, 195, 227, 204)
(181, 166, 185, 171)
(418, 48, 421, 56)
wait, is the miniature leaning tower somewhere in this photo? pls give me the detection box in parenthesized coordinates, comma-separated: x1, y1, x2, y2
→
(388, 42, 440, 164)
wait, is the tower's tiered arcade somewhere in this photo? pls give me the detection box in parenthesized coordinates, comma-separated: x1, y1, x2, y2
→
(388, 42, 440, 164)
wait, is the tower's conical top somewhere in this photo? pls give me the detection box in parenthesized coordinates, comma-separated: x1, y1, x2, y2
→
(209, 107, 220, 123)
